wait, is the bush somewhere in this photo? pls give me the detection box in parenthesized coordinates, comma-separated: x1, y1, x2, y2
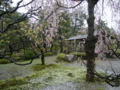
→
(69, 52, 87, 60)
(24, 50, 35, 60)
(44, 52, 53, 56)
(116, 50, 120, 56)
(0, 59, 10, 64)
(56, 53, 66, 61)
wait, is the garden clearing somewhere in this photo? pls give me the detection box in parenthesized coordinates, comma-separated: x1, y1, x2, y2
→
(0, 56, 120, 90)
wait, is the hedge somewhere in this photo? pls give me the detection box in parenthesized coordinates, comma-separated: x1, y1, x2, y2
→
(56, 53, 66, 61)
(69, 52, 87, 60)
(44, 52, 53, 56)
(0, 59, 10, 64)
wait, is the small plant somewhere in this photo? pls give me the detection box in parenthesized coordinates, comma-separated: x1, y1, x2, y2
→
(69, 52, 87, 60)
(0, 59, 10, 64)
(56, 53, 66, 61)
(44, 52, 53, 56)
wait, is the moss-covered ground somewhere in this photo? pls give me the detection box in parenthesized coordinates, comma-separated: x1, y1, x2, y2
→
(0, 56, 119, 90)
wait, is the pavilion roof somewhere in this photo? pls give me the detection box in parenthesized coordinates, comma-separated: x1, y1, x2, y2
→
(66, 34, 88, 41)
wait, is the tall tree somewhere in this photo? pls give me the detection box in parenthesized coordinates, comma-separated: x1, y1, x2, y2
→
(71, 10, 87, 36)
(58, 11, 72, 53)
(85, 0, 99, 82)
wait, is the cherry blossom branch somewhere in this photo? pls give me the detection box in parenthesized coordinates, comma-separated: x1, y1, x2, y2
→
(55, 0, 84, 9)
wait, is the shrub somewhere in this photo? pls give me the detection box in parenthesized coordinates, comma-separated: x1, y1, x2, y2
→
(56, 53, 66, 61)
(69, 52, 87, 60)
(44, 52, 53, 56)
(0, 59, 10, 64)
(116, 50, 120, 56)
(24, 50, 35, 60)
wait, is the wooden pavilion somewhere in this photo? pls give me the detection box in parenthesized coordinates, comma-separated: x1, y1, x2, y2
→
(66, 34, 88, 52)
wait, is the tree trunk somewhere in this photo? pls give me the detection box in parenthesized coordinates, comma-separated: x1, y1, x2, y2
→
(50, 43, 53, 52)
(85, 0, 98, 82)
(41, 49, 45, 65)
(60, 39, 63, 53)
(41, 43, 46, 65)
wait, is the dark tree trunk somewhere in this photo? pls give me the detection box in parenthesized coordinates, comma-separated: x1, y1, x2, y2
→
(50, 43, 53, 52)
(60, 38, 63, 53)
(85, 0, 98, 82)
(58, 22, 63, 53)
(40, 43, 46, 65)
(41, 49, 45, 65)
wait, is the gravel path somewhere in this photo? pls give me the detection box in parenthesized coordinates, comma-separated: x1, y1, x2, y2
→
(0, 56, 56, 80)
(0, 63, 33, 80)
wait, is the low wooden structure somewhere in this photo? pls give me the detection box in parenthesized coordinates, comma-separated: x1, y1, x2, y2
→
(66, 34, 87, 52)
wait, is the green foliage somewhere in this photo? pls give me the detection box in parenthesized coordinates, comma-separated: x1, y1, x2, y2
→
(69, 52, 87, 60)
(11, 53, 24, 61)
(24, 50, 35, 60)
(19, 49, 25, 53)
(0, 59, 10, 64)
(52, 45, 59, 54)
(44, 52, 53, 56)
(56, 53, 66, 61)
(116, 50, 120, 56)
(12, 53, 24, 57)
(58, 11, 72, 38)
(14, 57, 21, 60)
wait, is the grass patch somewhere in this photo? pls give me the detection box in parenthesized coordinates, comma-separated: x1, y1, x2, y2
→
(32, 64, 59, 71)
(0, 73, 38, 90)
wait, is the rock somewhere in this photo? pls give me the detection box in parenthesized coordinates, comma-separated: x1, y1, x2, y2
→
(65, 55, 77, 62)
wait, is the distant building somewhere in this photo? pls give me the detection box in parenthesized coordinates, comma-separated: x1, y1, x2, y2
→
(66, 34, 88, 52)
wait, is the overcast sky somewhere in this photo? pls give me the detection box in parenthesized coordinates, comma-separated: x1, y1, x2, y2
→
(12, 0, 118, 32)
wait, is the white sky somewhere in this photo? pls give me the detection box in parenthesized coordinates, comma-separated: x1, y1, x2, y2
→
(12, 0, 31, 13)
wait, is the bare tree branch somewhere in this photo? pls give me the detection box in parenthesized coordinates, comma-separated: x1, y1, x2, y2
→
(55, 0, 84, 9)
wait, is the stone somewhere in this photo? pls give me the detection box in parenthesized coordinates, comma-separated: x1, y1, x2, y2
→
(65, 55, 77, 62)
